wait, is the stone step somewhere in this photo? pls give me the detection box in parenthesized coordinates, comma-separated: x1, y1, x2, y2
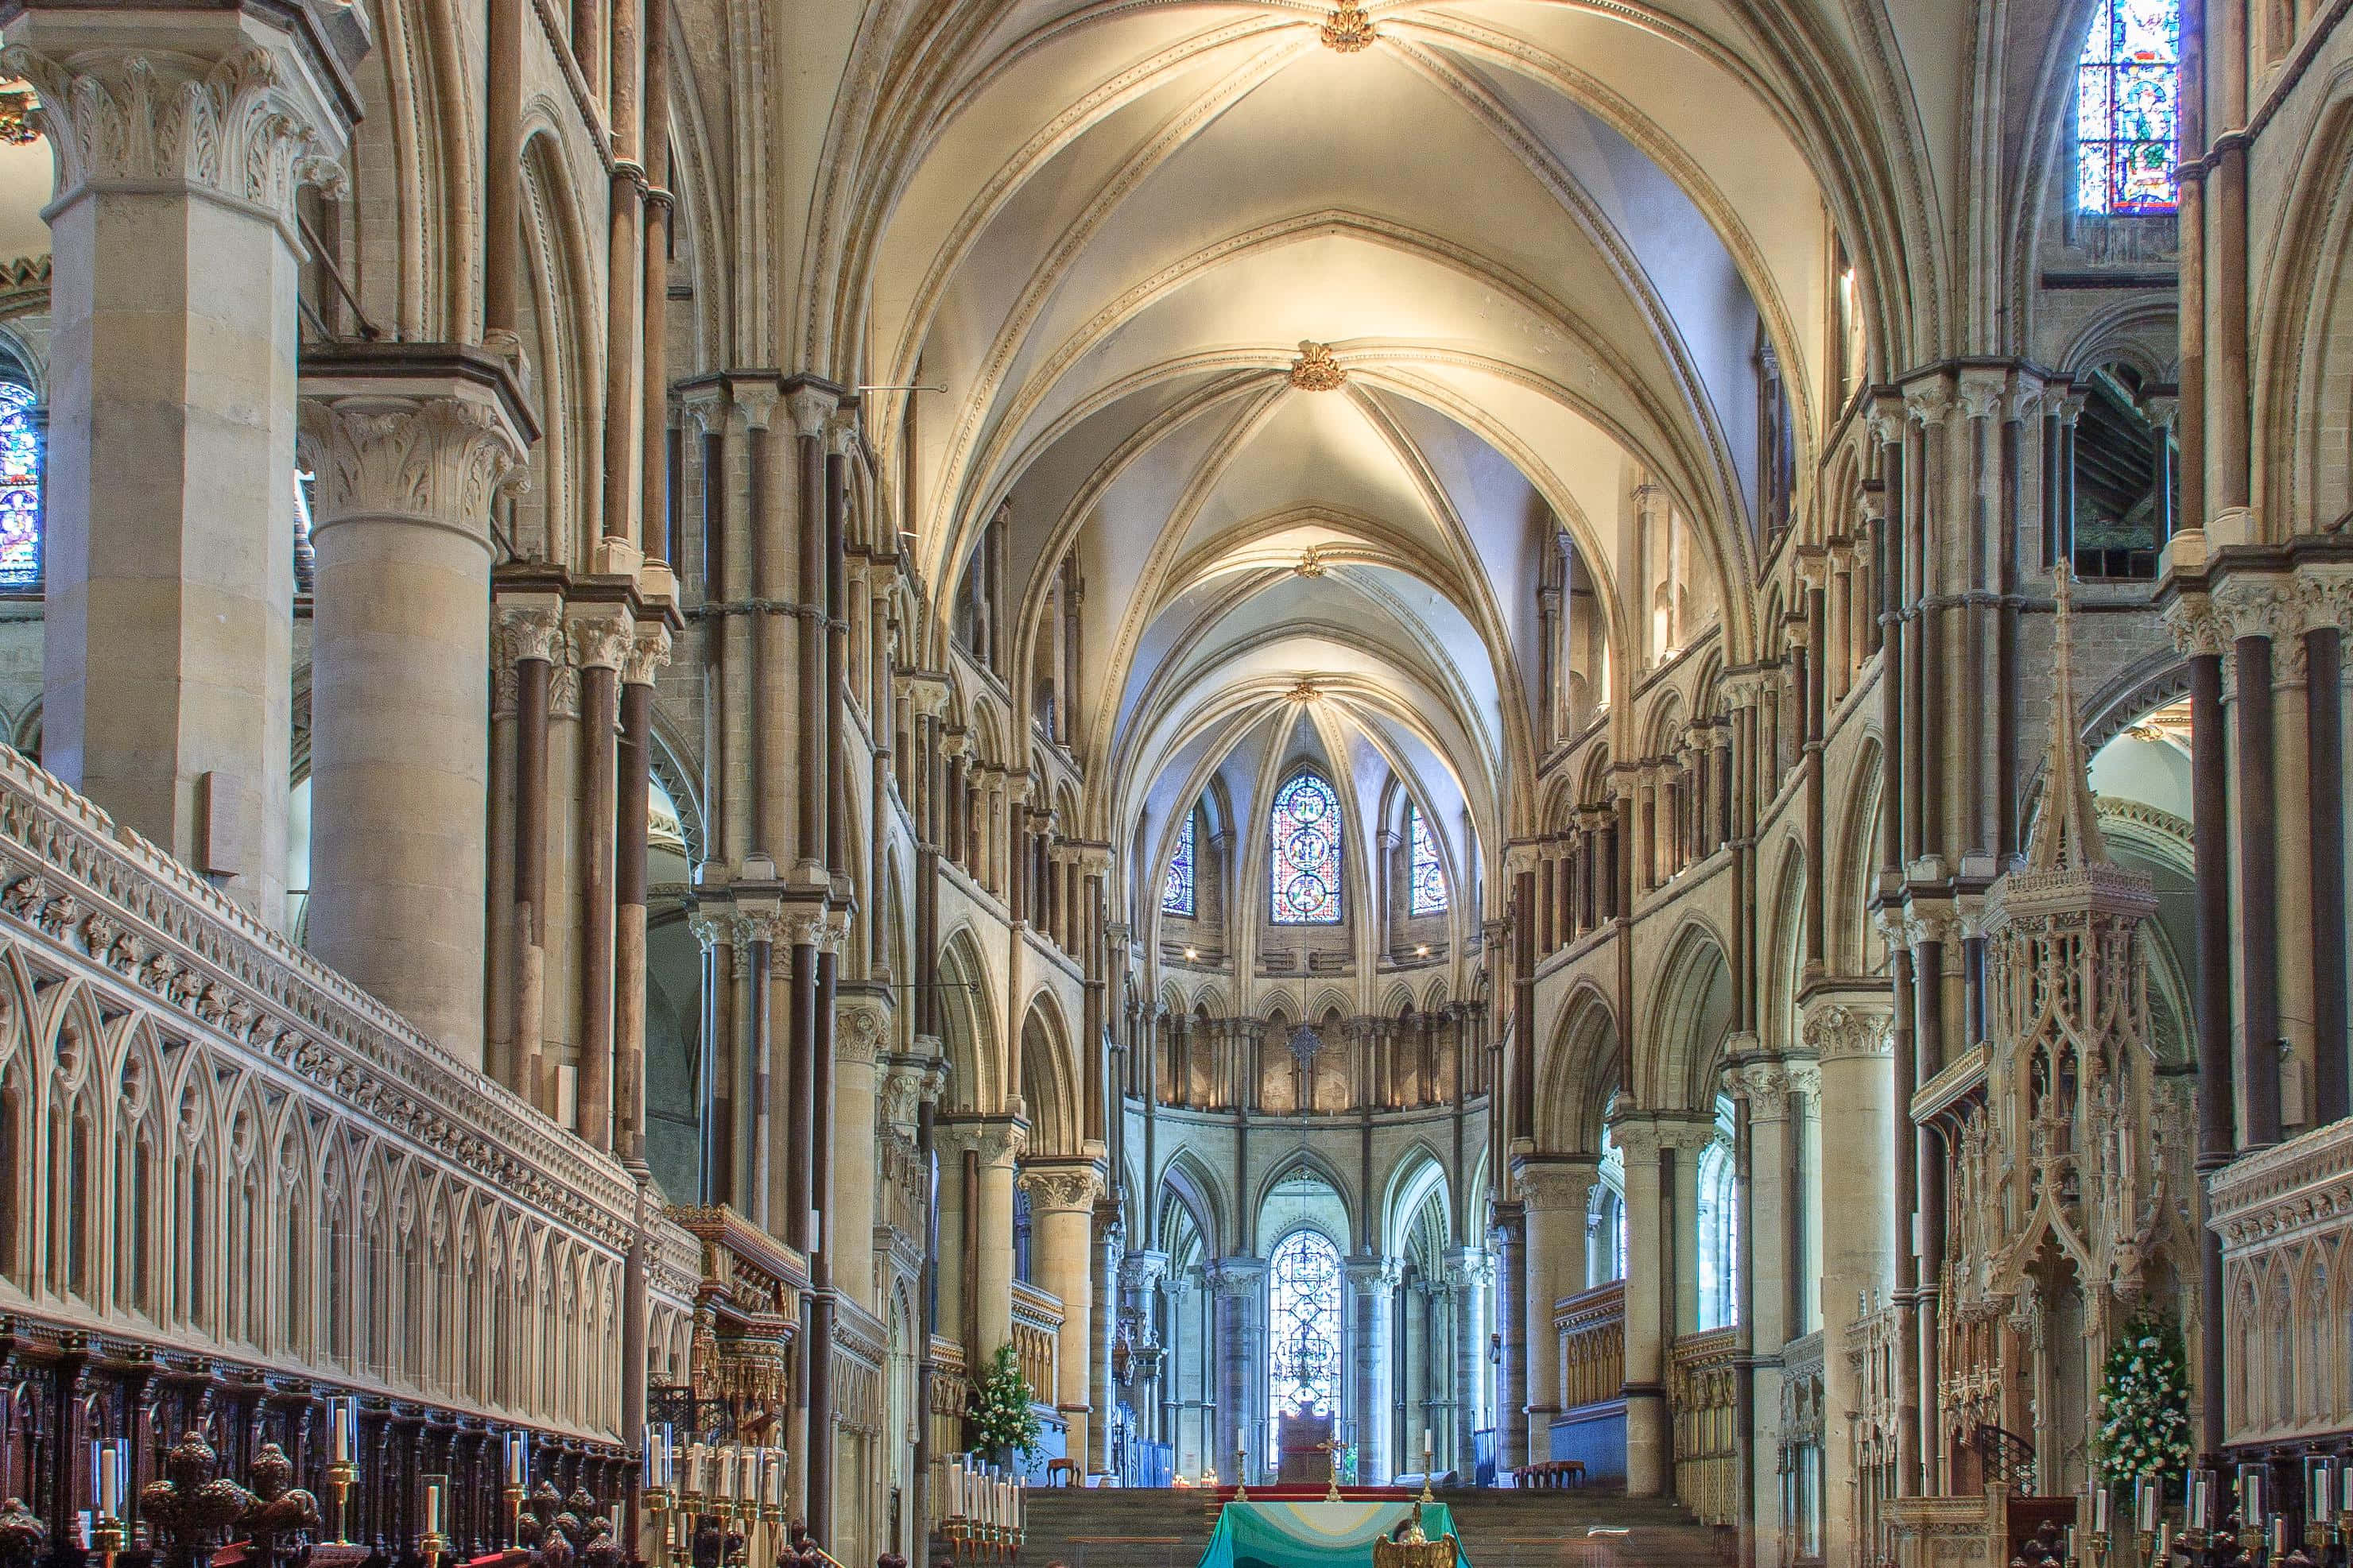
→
(973, 1489, 1730, 1568)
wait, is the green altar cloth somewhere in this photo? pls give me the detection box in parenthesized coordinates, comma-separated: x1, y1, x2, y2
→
(1197, 1502, 1470, 1568)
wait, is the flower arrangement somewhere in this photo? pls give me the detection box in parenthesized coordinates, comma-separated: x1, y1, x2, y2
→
(2095, 1311, 2195, 1489)
(970, 1343, 1043, 1462)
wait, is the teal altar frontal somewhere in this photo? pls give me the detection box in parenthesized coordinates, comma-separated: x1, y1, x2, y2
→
(1197, 1501, 1471, 1568)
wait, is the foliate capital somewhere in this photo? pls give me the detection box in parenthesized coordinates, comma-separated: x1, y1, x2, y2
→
(297, 392, 526, 541)
(1018, 1160, 1104, 1213)
(1512, 1156, 1599, 1214)
(497, 605, 566, 665)
(1801, 1000, 1892, 1061)
(2161, 594, 2230, 660)
(623, 623, 673, 687)
(5, 36, 351, 227)
(568, 609, 635, 672)
(836, 994, 890, 1066)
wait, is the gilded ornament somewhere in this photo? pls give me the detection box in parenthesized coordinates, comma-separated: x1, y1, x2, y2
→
(1320, 3, 1378, 52)
(0, 89, 37, 145)
(1289, 340, 1347, 392)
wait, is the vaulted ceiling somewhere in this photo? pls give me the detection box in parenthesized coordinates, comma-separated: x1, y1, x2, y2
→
(862, 1, 1842, 882)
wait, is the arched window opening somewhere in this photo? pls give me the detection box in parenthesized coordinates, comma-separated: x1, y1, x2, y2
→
(1164, 808, 1196, 918)
(1408, 805, 1448, 916)
(1270, 772, 1343, 925)
(1590, 1123, 1627, 1288)
(1012, 1185, 1033, 1283)
(2076, 0, 2180, 215)
(0, 382, 41, 590)
(1267, 1228, 1343, 1430)
(1696, 1097, 1741, 1330)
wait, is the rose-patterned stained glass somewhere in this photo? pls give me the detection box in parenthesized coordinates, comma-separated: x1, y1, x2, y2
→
(1162, 808, 1196, 918)
(1408, 805, 1448, 916)
(2077, 0, 2180, 214)
(0, 383, 40, 589)
(1267, 1228, 1342, 1418)
(1270, 771, 1342, 924)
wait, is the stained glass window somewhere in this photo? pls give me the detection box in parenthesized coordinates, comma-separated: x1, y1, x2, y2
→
(2077, 0, 2180, 214)
(1163, 809, 1196, 918)
(0, 383, 41, 589)
(1270, 771, 1343, 924)
(1408, 805, 1448, 916)
(1267, 1228, 1342, 1419)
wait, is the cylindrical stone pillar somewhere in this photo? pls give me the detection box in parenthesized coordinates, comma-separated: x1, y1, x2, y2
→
(1518, 1157, 1598, 1463)
(1808, 1000, 1894, 1568)
(1347, 1256, 1398, 1481)
(299, 351, 530, 1062)
(1023, 1162, 1104, 1464)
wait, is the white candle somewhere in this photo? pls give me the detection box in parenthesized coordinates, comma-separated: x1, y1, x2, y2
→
(424, 1477, 445, 1537)
(686, 1442, 708, 1498)
(509, 1432, 529, 1486)
(332, 1401, 354, 1465)
(102, 1443, 123, 1519)
(2093, 1486, 2111, 1537)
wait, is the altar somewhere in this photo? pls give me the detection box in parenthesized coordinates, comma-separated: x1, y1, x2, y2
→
(1196, 1500, 1470, 1568)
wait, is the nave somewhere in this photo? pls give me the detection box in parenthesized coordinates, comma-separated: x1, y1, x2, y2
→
(0, 2, 2336, 1568)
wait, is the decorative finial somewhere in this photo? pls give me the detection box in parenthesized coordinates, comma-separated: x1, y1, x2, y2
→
(1286, 680, 1321, 703)
(2024, 565, 2112, 872)
(1320, 2, 1378, 51)
(1288, 341, 1347, 392)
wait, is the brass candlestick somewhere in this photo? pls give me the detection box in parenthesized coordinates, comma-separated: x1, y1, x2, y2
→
(328, 1462, 358, 1547)
(89, 1514, 125, 1568)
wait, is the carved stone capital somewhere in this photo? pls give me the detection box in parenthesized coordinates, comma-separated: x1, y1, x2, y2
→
(497, 605, 566, 665)
(785, 385, 836, 439)
(298, 365, 530, 544)
(623, 623, 673, 687)
(6, 32, 352, 230)
(1955, 368, 2007, 423)
(1723, 1058, 1798, 1120)
(2213, 574, 2301, 645)
(1120, 1249, 1171, 1294)
(568, 610, 635, 672)
(2162, 595, 2230, 660)
(1206, 1256, 1267, 1298)
(1018, 1160, 1103, 1213)
(836, 994, 890, 1067)
(1345, 1254, 1402, 1295)
(1902, 377, 1954, 428)
(1801, 1000, 1892, 1061)
(940, 1116, 1027, 1167)
(1513, 1156, 1599, 1214)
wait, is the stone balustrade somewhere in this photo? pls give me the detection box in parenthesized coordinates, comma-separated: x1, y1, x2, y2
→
(0, 738, 698, 1448)
(2207, 1117, 2353, 1445)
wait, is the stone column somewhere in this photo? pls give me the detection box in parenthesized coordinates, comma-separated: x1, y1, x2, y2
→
(1121, 1250, 1171, 1446)
(1023, 1159, 1106, 1463)
(1727, 1057, 1804, 1566)
(297, 348, 529, 1062)
(1613, 1112, 1713, 1496)
(1516, 1155, 1599, 1462)
(11, 6, 359, 923)
(1347, 1256, 1399, 1481)
(1208, 1257, 1266, 1481)
(1806, 997, 1894, 1567)
(831, 989, 889, 1314)
(962, 1117, 1028, 1361)
(1446, 1248, 1492, 1476)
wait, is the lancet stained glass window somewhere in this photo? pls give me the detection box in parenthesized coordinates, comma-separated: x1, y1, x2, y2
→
(0, 383, 41, 589)
(1270, 771, 1342, 924)
(1163, 809, 1196, 918)
(1408, 805, 1448, 916)
(1267, 1228, 1342, 1419)
(2076, 0, 2180, 214)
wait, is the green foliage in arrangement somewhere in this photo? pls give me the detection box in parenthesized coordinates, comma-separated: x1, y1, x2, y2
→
(970, 1342, 1043, 1462)
(2096, 1310, 2195, 1489)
